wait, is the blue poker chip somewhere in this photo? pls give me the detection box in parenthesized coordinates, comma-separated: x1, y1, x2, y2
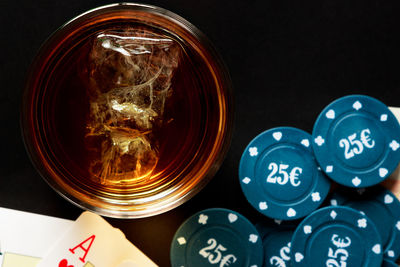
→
(312, 95, 400, 188)
(290, 206, 383, 267)
(255, 220, 297, 267)
(329, 186, 400, 261)
(239, 127, 331, 220)
(170, 208, 264, 267)
(382, 259, 399, 267)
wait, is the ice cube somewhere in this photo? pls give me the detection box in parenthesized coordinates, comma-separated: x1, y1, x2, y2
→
(85, 28, 180, 185)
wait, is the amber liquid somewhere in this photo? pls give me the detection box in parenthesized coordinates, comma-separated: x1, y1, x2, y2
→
(39, 22, 223, 195)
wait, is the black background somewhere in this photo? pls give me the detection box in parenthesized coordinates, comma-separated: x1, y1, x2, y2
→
(1, 0, 400, 266)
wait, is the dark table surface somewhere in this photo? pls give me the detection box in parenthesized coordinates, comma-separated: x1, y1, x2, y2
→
(2, 0, 400, 266)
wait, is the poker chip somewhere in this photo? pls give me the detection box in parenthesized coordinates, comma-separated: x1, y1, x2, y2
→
(239, 127, 331, 220)
(312, 95, 400, 188)
(290, 206, 383, 267)
(329, 186, 400, 261)
(256, 220, 297, 267)
(382, 259, 399, 267)
(170, 208, 264, 267)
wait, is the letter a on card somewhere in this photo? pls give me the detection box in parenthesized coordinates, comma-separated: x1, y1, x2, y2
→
(69, 235, 96, 263)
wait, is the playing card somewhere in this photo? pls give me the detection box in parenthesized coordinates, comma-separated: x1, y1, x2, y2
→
(36, 211, 157, 267)
(384, 107, 400, 200)
(0, 207, 74, 267)
(0, 207, 73, 257)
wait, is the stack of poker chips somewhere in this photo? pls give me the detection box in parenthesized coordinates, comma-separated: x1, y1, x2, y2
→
(253, 186, 400, 267)
(170, 95, 400, 267)
(240, 95, 400, 267)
